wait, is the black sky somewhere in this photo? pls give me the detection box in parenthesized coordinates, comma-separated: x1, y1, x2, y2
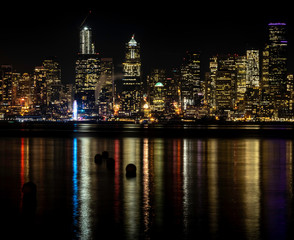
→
(0, 2, 293, 83)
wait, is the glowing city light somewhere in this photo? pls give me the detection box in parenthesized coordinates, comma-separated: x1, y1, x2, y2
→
(73, 100, 78, 121)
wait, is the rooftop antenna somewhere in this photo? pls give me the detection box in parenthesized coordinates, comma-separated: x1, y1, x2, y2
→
(80, 10, 91, 29)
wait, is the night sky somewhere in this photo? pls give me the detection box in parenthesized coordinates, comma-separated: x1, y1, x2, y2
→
(0, 2, 293, 83)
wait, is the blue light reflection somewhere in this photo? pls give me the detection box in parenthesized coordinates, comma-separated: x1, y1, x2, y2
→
(72, 138, 79, 237)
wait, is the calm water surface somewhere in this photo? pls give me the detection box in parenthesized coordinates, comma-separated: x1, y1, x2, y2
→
(1, 126, 294, 239)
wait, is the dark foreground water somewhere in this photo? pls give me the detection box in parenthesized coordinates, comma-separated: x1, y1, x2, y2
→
(1, 124, 294, 239)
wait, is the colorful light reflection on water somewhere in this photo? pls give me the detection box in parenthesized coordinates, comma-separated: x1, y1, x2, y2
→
(0, 136, 294, 239)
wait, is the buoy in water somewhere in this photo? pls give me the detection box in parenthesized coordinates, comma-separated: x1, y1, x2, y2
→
(126, 164, 137, 177)
(94, 154, 102, 164)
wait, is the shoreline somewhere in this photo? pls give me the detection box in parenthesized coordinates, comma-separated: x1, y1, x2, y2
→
(0, 120, 293, 139)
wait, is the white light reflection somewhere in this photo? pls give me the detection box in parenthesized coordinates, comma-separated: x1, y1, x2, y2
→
(79, 138, 92, 239)
(72, 137, 92, 239)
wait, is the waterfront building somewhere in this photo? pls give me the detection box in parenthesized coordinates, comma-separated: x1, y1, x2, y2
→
(120, 34, 143, 117)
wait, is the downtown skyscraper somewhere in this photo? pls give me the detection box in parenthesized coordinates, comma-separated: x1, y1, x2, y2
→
(119, 35, 143, 117)
(267, 23, 289, 118)
(75, 26, 101, 116)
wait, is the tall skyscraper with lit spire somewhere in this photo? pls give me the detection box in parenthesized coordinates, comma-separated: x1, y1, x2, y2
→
(120, 34, 143, 117)
(75, 24, 100, 116)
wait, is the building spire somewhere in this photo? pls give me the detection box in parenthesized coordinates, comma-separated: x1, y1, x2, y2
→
(128, 34, 137, 46)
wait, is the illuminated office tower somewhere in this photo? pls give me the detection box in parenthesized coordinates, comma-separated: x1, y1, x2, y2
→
(259, 45, 272, 118)
(217, 55, 236, 110)
(63, 84, 74, 113)
(153, 82, 165, 113)
(18, 73, 32, 101)
(43, 57, 61, 86)
(287, 74, 294, 115)
(244, 50, 260, 118)
(0, 65, 13, 114)
(210, 54, 246, 116)
(166, 68, 181, 115)
(147, 69, 166, 114)
(268, 23, 288, 118)
(11, 72, 21, 108)
(208, 56, 218, 111)
(215, 71, 234, 113)
(33, 66, 47, 115)
(97, 58, 114, 118)
(246, 50, 260, 88)
(180, 51, 201, 109)
(18, 73, 32, 115)
(235, 55, 247, 106)
(120, 34, 142, 117)
(75, 25, 100, 116)
(262, 45, 270, 89)
(42, 57, 62, 114)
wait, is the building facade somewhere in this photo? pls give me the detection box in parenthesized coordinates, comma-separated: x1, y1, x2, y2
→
(120, 35, 143, 117)
(97, 58, 114, 118)
(268, 23, 288, 118)
(75, 26, 101, 117)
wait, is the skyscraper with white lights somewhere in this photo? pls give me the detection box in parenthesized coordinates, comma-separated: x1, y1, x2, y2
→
(120, 34, 143, 117)
(75, 25, 100, 116)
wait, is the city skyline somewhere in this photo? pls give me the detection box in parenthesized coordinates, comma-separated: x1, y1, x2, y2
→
(0, 4, 293, 83)
(0, 20, 291, 121)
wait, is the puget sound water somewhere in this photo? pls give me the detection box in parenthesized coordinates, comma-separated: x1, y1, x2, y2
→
(1, 123, 294, 239)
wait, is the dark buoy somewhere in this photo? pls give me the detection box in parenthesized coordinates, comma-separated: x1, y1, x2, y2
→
(106, 158, 115, 170)
(102, 151, 109, 159)
(94, 153, 102, 164)
(126, 164, 137, 177)
(22, 182, 37, 214)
